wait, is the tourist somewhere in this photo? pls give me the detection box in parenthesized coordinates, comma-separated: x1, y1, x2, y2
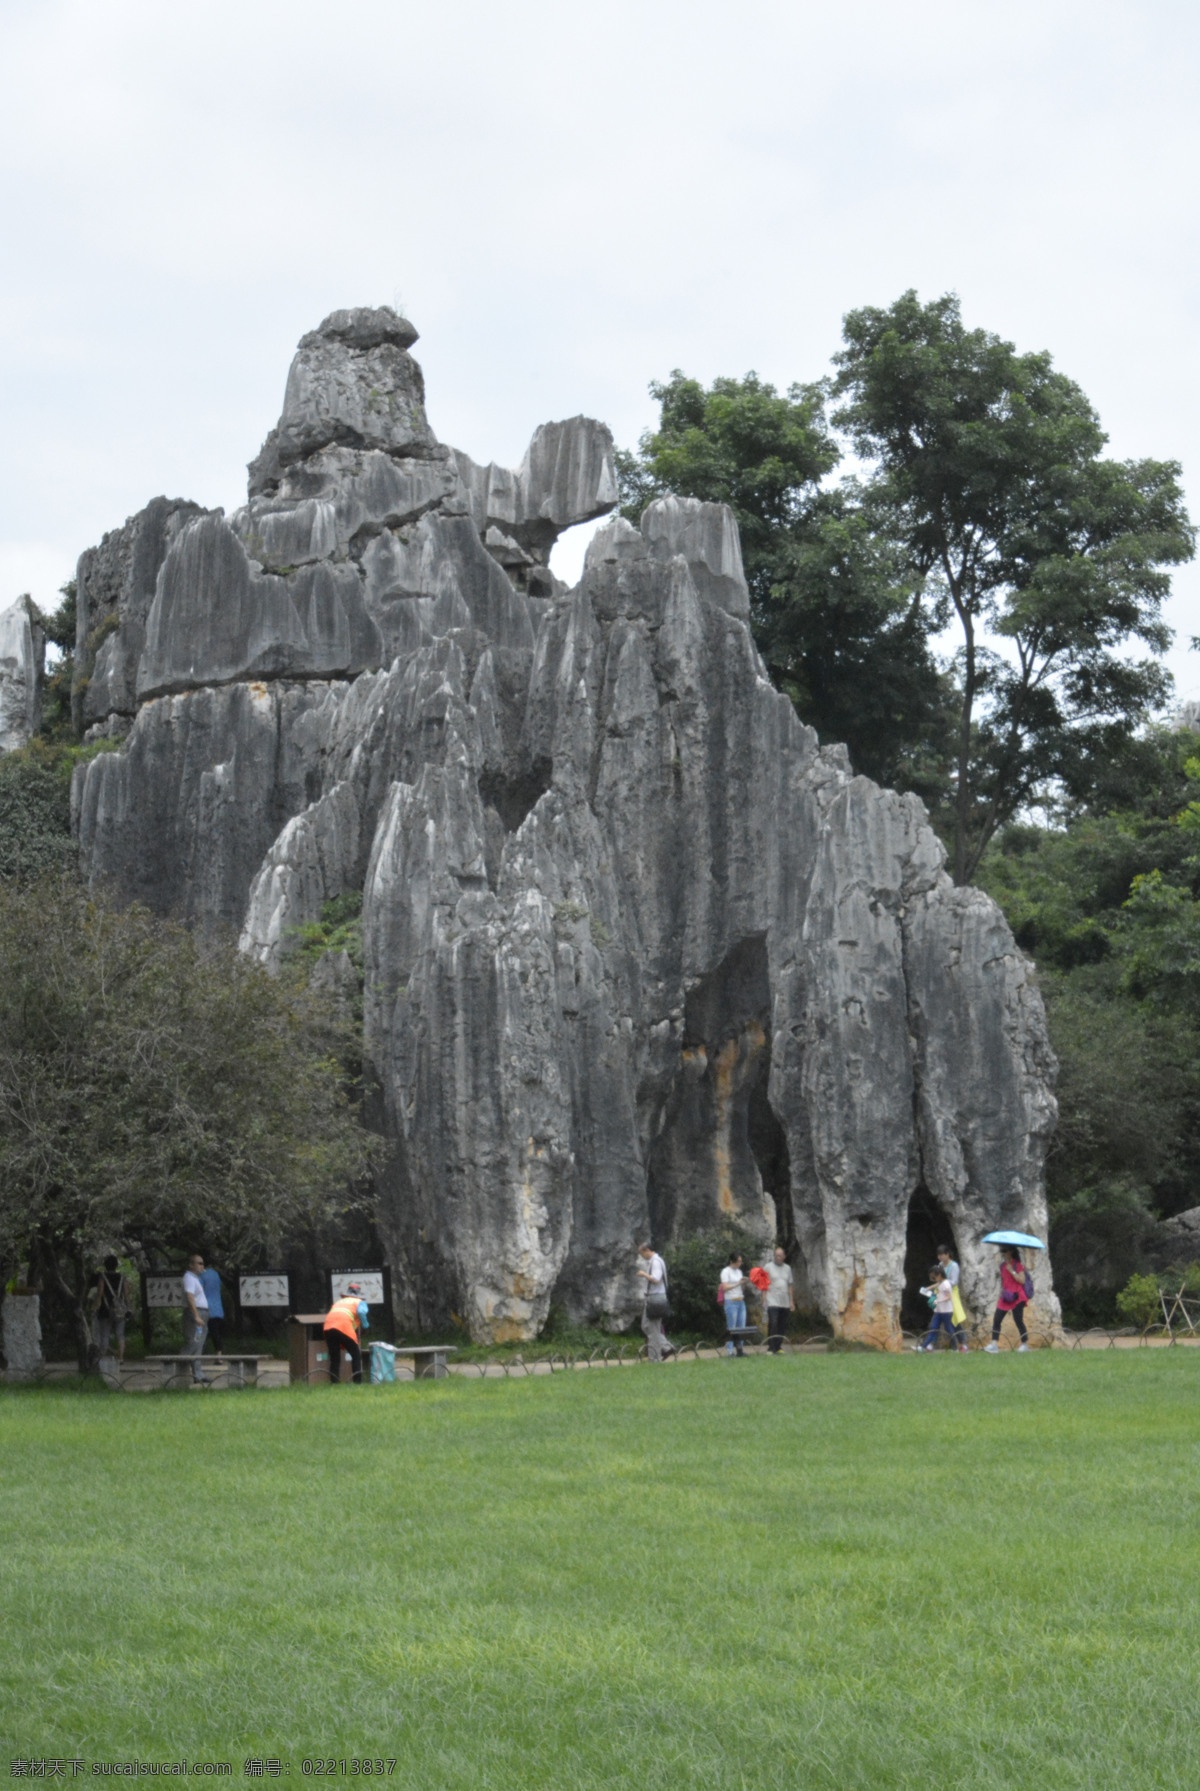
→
(637, 1243, 674, 1360)
(916, 1265, 957, 1351)
(984, 1246, 1031, 1352)
(323, 1281, 370, 1383)
(180, 1254, 213, 1384)
(198, 1262, 226, 1357)
(719, 1252, 748, 1356)
(90, 1254, 132, 1363)
(937, 1243, 970, 1351)
(762, 1247, 795, 1354)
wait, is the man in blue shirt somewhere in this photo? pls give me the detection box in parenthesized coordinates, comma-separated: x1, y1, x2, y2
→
(198, 1264, 226, 1356)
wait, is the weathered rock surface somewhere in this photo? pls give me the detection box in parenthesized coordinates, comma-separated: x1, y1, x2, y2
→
(74, 305, 1059, 1345)
(0, 598, 43, 752)
(74, 495, 205, 734)
(2, 1292, 43, 1381)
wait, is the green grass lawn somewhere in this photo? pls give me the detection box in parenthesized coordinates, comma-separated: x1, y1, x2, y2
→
(2, 1352, 1198, 1790)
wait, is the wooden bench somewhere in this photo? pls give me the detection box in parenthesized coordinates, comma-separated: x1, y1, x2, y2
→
(143, 1354, 272, 1389)
(370, 1343, 458, 1381)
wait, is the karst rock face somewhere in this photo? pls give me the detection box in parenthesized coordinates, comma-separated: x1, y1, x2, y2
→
(0, 597, 44, 752)
(72, 307, 1059, 1344)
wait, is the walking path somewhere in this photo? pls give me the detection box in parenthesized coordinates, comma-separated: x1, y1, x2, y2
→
(24, 1326, 1200, 1390)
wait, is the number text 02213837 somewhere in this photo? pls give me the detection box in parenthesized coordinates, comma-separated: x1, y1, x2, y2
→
(300, 1766, 396, 1777)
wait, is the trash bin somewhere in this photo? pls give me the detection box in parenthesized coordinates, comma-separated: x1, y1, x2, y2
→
(289, 1314, 335, 1383)
(369, 1341, 397, 1384)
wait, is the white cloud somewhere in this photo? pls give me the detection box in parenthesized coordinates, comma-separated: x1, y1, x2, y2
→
(1, 0, 1196, 693)
(0, 543, 75, 620)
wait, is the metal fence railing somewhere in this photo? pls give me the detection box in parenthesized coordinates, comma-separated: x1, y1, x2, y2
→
(23, 1318, 1200, 1390)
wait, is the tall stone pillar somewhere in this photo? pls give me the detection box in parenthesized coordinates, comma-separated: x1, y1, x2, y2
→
(2, 1293, 43, 1381)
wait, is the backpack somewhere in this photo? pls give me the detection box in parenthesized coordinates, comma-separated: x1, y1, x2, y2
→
(645, 1268, 670, 1320)
(1022, 1270, 1034, 1302)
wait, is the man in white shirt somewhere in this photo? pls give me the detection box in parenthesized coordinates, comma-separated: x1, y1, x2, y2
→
(181, 1254, 213, 1384)
(637, 1243, 674, 1361)
(763, 1247, 795, 1354)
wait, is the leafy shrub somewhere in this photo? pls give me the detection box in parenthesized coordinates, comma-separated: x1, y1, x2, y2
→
(284, 890, 364, 975)
(0, 736, 125, 882)
(662, 1224, 768, 1338)
(0, 743, 74, 879)
(1115, 1272, 1162, 1330)
(1048, 1176, 1161, 1299)
(1156, 1261, 1200, 1302)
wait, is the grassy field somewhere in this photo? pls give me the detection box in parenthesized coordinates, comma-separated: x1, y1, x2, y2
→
(2, 1352, 1198, 1790)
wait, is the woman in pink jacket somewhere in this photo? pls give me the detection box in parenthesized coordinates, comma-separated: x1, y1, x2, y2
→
(984, 1247, 1031, 1352)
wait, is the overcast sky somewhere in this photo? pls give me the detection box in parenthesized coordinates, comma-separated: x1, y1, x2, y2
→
(2, 0, 1197, 701)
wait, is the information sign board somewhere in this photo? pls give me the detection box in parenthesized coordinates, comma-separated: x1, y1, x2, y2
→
(145, 1276, 182, 1308)
(331, 1271, 385, 1305)
(239, 1274, 290, 1308)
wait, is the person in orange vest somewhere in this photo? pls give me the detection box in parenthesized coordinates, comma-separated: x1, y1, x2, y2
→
(323, 1281, 370, 1384)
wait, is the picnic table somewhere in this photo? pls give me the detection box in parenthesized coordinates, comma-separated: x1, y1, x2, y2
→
(142, 1354, 272, 1389)
(287, 1316, 458, 1382)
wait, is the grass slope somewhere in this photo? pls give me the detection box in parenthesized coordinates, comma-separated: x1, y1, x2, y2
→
(2, 1353, 1198, 1789)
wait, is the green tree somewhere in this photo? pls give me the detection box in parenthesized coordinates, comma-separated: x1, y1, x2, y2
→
(833, 291, 1194, 884)
(0, 877, 378, 1369)
(619, 370, 837, 598)
(31, 579, 78, 741)
(978, 735, 1200, 1316)
(0, 740, 76, 879)
(618, 371, 952, 792)
(0, 735, 124, 882)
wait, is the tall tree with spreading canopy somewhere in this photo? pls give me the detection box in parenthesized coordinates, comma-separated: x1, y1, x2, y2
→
(0, 876, 377, 1368)
(618, 371, 953, 794)
(833, 291, 1194, 883)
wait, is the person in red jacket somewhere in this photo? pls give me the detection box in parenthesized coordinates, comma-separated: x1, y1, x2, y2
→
(984, 1248, 1031, 1352)
(323, 1282, 370, 1383)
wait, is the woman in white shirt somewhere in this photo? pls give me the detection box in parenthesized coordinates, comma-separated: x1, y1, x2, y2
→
(719, 1253, 748, 1356)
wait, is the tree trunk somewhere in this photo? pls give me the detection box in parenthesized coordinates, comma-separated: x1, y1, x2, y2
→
(953, 606, 976, 886)
(36, 1233, 97, 1375)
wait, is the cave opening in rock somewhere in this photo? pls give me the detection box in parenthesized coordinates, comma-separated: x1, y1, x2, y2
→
(646, 935, 796, 1268)
(478, 758, 552, 835)
(901, 1185, 960, 1332)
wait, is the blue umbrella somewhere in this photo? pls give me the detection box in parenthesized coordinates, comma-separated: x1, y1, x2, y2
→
(982, 1229, 1046, 1250)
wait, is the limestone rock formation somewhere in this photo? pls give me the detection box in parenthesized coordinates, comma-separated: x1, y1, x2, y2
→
(0, 597, 43, 752)
(74, 495, 205, 736)
(73, 305, 1059, 1345)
